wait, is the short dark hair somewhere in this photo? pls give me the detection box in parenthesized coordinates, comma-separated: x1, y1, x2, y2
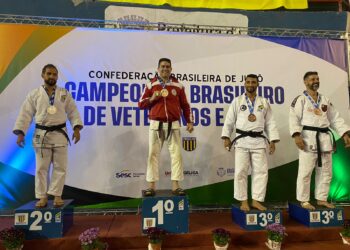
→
(42, 64, 58, 74)
(303, 71, 318, 80)
(246, 74, 258, 81)
(158, 58, 171, 67)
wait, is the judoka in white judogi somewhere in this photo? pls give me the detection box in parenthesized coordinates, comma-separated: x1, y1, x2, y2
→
(222, 74, 280, 211)
(289, 71, 350, 210)
(13, 64, 83, 208)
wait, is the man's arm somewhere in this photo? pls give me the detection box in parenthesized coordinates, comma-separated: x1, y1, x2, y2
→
(13, 92, 36, 147)
(326, 99, 350, 147)
(289, 96, 305, 150)
(221, 100, 237, 151)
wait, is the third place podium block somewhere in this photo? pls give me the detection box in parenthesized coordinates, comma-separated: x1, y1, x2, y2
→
(142, 190, 189, 234)
(232, 204, 283, 230)
(288, 202, 344, 227)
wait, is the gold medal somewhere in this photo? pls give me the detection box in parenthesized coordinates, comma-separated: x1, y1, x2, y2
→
(248, 114, 256, 122)
(314, 108, 322, 116)
(160, 88, 169, 97)
(47, 105, 57, 115)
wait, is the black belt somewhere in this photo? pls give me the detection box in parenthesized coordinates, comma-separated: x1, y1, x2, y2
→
(35, 123, 70, 157)
(302, 125, 336, 167)
(230, 128, 269, 148)
(158, 121, 172, 140)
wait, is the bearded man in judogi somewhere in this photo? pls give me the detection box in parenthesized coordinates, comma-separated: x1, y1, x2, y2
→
(221, 74, 280, 212)
(289, 71, 350, 210)
(13, 64, 83, 208)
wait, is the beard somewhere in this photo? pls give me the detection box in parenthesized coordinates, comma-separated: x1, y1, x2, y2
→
(246, 86, 257, 93)
(45, 79, 56, 86)
(311, 82, 319, 91)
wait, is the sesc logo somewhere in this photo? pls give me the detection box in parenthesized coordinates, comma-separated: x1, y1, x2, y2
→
(116, 170, 132, 178)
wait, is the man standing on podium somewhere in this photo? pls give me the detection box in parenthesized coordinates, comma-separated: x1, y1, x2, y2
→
(138, 58, 194, 197)
(13, 64, 83, 208)
(289, 71, 350, 210)
(221, 74, 280, 212)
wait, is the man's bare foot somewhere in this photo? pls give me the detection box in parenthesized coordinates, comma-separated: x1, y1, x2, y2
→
(240, 200, 250, 212)
(300, 201, 315, 210)
(53, 196, 64, 207)
(317, 200, 335, 209)
(35, 197, 48, 208)
(251, 199, 267, 211)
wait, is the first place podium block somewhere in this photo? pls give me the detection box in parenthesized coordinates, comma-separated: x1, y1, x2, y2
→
(288, 202, 344, 227)
(142, 190, 189, 234)
(232, 204, 282, 230)
(14, 199, 74, 239)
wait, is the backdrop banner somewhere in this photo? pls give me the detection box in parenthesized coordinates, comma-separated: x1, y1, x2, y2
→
(0, 23, 349, 208)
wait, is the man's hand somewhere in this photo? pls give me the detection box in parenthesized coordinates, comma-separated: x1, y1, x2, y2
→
(186, 122, 194, 133)
(223, 137, 232, 151)
(343, 133, 350, 148)
(269, 142, 276, 154)
(294, 134, 305, 150)
(149, 91, 161, 103)
(16, 134, 25, 148)
(72, 129, 81, 144)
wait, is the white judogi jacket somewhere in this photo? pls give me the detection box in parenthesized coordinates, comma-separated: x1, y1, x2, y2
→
(222, 94, 280, 149)
(289, 93, 350, 152)
(13, 86, 83, 147)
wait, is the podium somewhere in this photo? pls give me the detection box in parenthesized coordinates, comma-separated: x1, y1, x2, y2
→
(288, 202, 344, 227)
(232, 204, 282, 230)
(14, 199, 74, 239)
(142, 190, 189, 234)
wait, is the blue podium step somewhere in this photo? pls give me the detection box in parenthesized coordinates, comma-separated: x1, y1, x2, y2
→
(288, 202, 344, 227)
(231, 204, 283, 230)
(14, 199, 74, 239)
(142, 189, 189, 234)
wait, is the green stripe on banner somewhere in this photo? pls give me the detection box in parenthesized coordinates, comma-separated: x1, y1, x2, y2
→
(329, 138, 350, 201)
(0, 26, 73, 94)
(98, 0, 308, 10)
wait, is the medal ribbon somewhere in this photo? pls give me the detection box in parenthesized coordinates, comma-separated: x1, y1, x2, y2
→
(245, 94, 256, 115)
(43, 86, 56, 105)
(49, 91, 55, 105)
(303, 90, 320, 109)
(158, 76, 170, 89)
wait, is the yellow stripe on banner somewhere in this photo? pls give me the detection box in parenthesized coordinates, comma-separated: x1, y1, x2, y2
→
(0, 24, 38, 78)
(98, 0, 307, 10)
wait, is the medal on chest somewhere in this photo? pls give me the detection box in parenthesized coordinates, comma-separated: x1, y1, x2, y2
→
(160, 88, 169, 97)
(248, 114, 257, 122)
(245, 94, 256, 122)
(47, 105, 57, 114)
(304, 91, 322, 116)
(314, 108, 322, 116)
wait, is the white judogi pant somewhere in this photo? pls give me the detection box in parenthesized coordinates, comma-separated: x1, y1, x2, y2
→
(234, 147, 268, 202)
(34, 146, 67, 198)
(146, 128, 183, 182)
(297, 150, 332, 202)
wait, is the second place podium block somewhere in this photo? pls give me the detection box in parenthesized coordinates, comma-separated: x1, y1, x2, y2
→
(14, 199, 74, 239)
